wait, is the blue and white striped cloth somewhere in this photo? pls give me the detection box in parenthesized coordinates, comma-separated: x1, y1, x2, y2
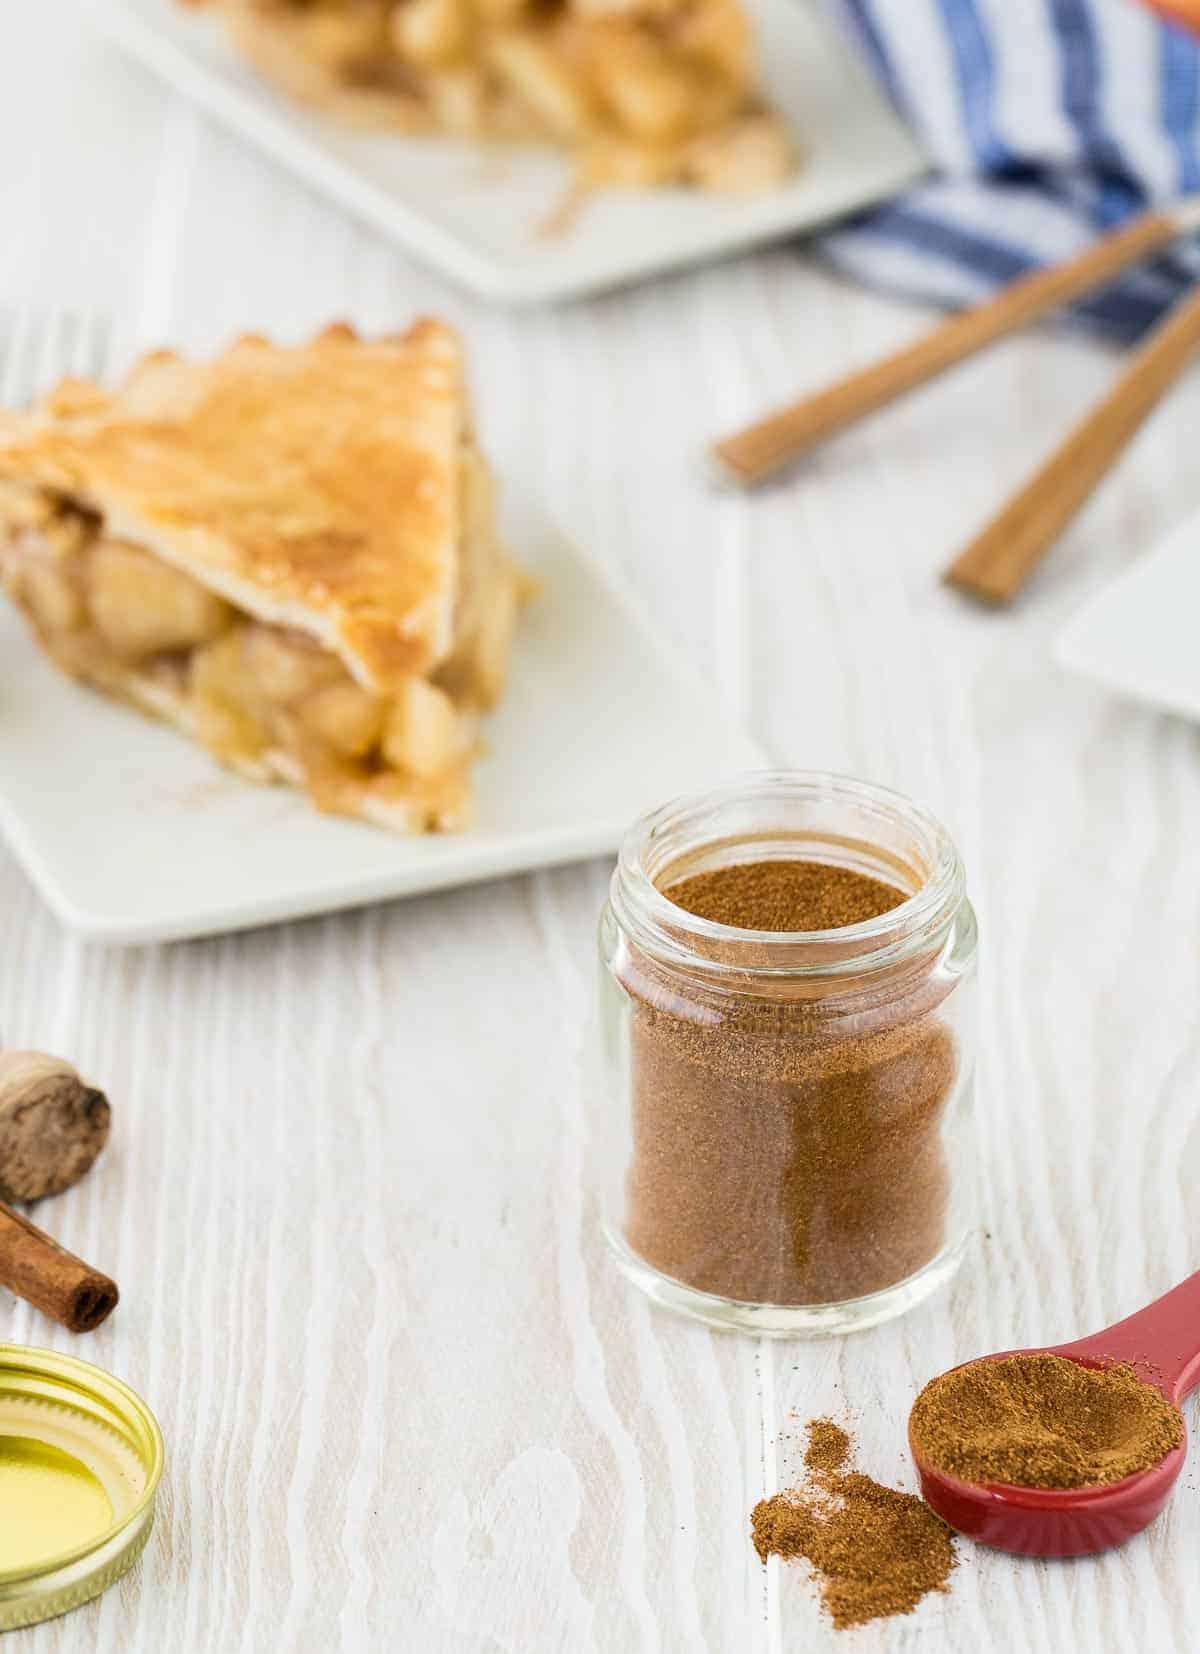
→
(817, 0, 1200, 340)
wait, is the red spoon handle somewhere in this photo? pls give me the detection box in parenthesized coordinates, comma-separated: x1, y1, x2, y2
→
(1057, 1268, 1200, 1402)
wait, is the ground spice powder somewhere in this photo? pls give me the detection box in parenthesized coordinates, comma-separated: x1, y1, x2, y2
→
(666, 861, 905, 932)
(752, 1419, 956, 1631)
(620, 859, 959, 1305)
(803, 1417, 854, 1476)
(909, 1353, 1184, 1488)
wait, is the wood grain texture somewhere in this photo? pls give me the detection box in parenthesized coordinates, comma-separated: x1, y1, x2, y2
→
(2, 5, 1200, 1650)
(711, 209, 1179, 485)
(945, 281, 1200, 603)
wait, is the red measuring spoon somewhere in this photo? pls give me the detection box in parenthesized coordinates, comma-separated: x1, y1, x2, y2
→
(909, 1269, 1200, 1557)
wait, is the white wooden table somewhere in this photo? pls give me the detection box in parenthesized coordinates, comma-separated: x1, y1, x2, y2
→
(5, 6, 1200, 1649)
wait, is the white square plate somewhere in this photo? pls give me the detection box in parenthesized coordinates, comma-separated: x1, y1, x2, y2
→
(98, 0, 925, 306)
(1055, 510, 1200, 725)
(0, 490, 765, 943)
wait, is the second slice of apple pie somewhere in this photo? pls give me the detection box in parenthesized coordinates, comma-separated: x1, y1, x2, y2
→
(186, 0, 796, 190)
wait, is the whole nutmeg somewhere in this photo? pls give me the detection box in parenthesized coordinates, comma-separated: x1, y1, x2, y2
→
(0, 1051, 111, 1203)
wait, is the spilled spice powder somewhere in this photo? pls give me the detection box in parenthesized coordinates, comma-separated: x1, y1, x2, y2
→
(803, 1417, 852, 1475)
(752, 1419, 956, 1631)
(621, 859, 959, 1305)
(909, 1353, 1184, 1489)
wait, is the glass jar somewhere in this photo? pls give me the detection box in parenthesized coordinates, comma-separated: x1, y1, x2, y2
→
(596, 771, 978, 1336)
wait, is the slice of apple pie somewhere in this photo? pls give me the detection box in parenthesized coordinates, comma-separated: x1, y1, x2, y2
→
(0, 321, 528, 833)
(185, 0, 796, 190)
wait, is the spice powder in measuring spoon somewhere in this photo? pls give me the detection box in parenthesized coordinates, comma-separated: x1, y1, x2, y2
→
(620, 858, 959, 1305)
(909, 1353, 1185, 1488)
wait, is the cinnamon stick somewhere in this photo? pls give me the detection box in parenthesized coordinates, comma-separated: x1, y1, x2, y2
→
(0, 1200, 118, 1332)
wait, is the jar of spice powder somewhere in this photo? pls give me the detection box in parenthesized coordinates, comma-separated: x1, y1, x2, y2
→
(596, 772, 978, 1335)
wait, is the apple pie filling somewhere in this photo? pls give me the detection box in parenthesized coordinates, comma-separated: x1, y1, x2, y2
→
(0, 458, 520, 831)
(212, 0, 796, 189)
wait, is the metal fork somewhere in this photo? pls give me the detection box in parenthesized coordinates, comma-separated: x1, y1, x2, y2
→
(0, 309, 112, 411)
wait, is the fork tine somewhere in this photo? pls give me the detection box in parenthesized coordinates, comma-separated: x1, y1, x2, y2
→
(33, 310, 70, 402)
(91, 313, 112, 382)
(74, 310, 111, 382)
(0, 307, 47, 410)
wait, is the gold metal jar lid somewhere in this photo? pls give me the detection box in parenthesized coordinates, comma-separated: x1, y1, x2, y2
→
(0, 1344, 164, 1632)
